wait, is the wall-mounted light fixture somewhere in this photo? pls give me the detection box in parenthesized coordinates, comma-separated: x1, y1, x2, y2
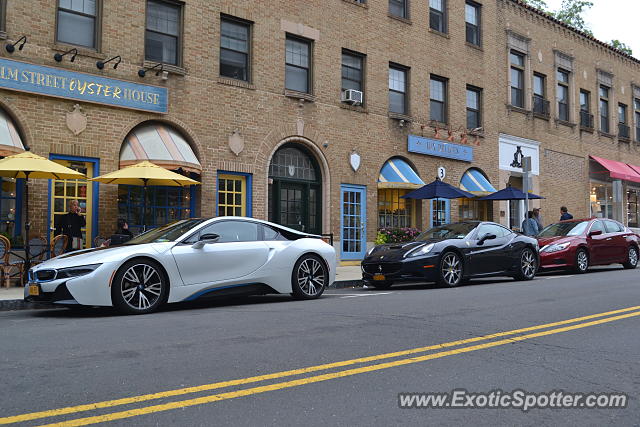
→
(5, 36, 26, 53)
(138, 63, 163, 78)
(96, 55, 121, 70)
(53, 48, 78, 63)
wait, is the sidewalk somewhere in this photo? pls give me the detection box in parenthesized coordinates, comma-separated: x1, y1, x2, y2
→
(0, 265, 363, 309)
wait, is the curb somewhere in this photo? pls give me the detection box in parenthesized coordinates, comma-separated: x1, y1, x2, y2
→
(330, 280, 363, 289)
(0, 299, 57, 311)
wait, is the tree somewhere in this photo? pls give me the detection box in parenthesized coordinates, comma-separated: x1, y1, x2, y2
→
(552, 0, 594, 36)
(609, 40, 633, 56)
(522, 0, 549, 12)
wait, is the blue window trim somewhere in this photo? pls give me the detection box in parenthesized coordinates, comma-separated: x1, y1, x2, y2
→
(429, 199, 451, 228)
(47, 154, 100, 246)
(0, 177, 22, 239)
(340, 184, 367, 260)
(216, 170, 253, 217)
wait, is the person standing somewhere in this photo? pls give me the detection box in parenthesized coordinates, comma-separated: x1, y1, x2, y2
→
(55, 199, 86, 251)
(560, 206, 573, 221)
(533, 207, 544, 230)
(522, 211, 540, 236)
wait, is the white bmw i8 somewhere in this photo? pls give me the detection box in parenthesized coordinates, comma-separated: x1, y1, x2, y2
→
(25, 217, 336, 314)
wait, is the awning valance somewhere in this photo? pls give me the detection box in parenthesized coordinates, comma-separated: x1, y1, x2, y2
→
(0, 109, 25, 157)
(460, 168, 496, 195)
(378, 158, 424, 189)
(120, 123, 201, 173)
(590, 155, 640, 183)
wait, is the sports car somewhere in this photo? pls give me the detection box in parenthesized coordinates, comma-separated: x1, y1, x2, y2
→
(362, 221, 539, 288)
(25, 217, 336, 314)
(537, 218, 639, 273)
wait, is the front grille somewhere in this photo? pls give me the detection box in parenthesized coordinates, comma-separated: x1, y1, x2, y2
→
(362, 263, 402, 275)
(35, 269, 56, 281)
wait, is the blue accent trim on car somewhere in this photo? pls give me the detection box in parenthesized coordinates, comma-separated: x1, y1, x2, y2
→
(183, 282, 258, 301)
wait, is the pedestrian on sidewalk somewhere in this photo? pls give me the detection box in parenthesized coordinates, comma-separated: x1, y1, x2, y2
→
(560, 206, 573, 221)
(522, 211, 540, 236)
(55, 199, 86, 251)
(533, 207, 544, 230)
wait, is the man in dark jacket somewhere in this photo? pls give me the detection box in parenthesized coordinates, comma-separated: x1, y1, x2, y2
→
(55, 199, 86, 251)
(560, 206, 573, 221)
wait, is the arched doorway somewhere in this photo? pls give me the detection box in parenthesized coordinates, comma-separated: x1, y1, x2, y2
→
(268, 144, 322, 234)
(117, 121, 201, 234)
(0, 108, 26, 242)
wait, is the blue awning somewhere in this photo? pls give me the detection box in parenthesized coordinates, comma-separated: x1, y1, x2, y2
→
(378, 158, 424, 189)
(460, 169, 496, 195)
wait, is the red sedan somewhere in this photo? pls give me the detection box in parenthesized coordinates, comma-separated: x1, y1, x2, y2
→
(537, 218, 640, 273)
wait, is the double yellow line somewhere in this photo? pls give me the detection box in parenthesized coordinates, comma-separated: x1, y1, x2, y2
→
(3, 305, 640, 426)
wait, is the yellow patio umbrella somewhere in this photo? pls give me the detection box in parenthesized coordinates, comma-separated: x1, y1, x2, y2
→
(91, 160, 200, 230)
(0, 151, 87, 270)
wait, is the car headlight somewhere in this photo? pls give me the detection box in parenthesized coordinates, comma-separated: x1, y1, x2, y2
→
(540, 242, 570, 253)
(405, 243, 435, 258)
(56, 264, 102, 280)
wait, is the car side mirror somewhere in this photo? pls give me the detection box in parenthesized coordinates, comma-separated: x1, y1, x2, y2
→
(588, 230, 602, 237)
(478, 233, 497, 245)
(191, 233, 220, 249)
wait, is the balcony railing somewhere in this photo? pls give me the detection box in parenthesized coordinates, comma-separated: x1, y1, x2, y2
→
(580, 110, 594, 130)
(532, 96, 550, 117)
(618, 123, 630, 140)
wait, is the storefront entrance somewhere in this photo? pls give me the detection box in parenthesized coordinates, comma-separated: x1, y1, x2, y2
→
(340, 185, 367, 260)
(49, 158, 96, 249)
(268, 145, 322, 235)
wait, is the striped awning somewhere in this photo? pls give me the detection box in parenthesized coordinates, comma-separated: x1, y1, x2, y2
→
(378, 158, 424, 189)
(460, 168, 496, 195)
(120, 123, 201, 173)
(0, 109, 25, 157)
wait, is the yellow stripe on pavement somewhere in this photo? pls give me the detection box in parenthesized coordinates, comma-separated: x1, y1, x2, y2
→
(1, 304, 640, 425)
(37, 310, 640, 427)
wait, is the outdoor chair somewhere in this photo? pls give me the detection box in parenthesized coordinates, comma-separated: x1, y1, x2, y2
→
(0, 235, 25, 288)
(28, 236, 49, 266)
(93, 236, 107, 248)
(50, 235, 68, 258)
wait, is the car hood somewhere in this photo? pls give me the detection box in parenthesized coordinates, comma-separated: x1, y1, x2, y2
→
(365, 240, 442, 262)
(31, 243, 173, 271)
(537, 236, 575, 247)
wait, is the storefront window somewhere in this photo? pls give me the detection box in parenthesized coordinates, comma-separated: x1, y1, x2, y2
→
(0, 177, 17, 238)
(590, 182, 613, 219)
(378, 188, 413, 228)
(218, 174, 247, 217)
(431, 199, 449, 227)
(118, 185, 193, 235)
(627, 188, 639, 228)
(459, 198, 493, 221)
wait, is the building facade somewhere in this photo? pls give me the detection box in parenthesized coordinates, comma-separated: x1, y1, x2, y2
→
(0, 0, 638, 262)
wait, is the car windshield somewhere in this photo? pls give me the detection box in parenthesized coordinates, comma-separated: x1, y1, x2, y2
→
(538, 221, 589, 237)
(125, 219, 208, 244)
(415, 223, 478, 241)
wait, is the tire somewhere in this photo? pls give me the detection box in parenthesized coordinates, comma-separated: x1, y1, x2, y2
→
(437, 251, 463, 288)
(573, 248, 589, 274)
(111, 259, 168, 315)
(369, 281, 393, 289)
(623, 246, 639, 269)
(514, 247, 537, 281)
(291, 254, 327, 300)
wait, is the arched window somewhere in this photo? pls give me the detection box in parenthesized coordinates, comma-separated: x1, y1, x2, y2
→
(377, 157, 424, 229)
(0, 108, 26, 240)
(268, 144, 321, 234)
(118, 122, 201, 234)
(459, 168, 496, 221)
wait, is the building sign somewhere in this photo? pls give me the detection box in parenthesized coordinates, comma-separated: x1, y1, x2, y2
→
(408, 135, 473, 162)
(0, 58, 168, 113)
(499, 134, 540, 175)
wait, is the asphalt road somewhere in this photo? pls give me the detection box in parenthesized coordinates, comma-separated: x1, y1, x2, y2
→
(1, 267, 639, 426)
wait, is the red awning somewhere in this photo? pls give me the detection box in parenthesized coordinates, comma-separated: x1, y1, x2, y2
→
(590, 155, 640, 183)
(629, 164, 640, 177)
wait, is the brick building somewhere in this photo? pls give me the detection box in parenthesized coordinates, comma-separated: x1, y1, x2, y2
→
(0, 0, 638, 262)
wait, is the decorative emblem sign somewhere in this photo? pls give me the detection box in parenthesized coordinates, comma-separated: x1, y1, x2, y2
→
(228, 129, 244, 156)
(437, 166, 446, 180)
(66, 104, 87, 136)
(510, 146, 523, 168)
(350, 151, 361, 172)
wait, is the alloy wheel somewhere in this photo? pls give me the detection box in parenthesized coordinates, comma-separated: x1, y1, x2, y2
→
(577, 250, 588, 272)
(521, 249, 537, 279)
(296, 257, 326, 297)
(629, 247, 638, 267)
(441, 253, 462, 286)
(120, 263, 163, 311)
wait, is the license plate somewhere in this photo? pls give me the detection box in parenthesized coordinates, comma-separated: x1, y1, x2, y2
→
(373, 274, 386, 281)
(28, 284, 40, 296)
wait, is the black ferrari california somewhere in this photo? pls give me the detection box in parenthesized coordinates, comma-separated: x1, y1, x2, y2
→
(362, 221, 539, 288)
